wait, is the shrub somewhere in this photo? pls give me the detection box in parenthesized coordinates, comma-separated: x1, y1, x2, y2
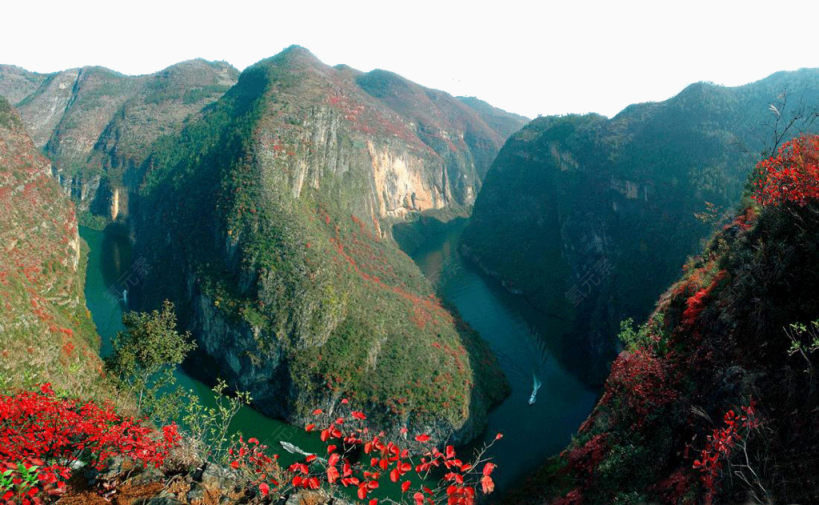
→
(693, 402, 761, 505)
(105, 300, 196, 420)
(0, 384, 179, 503)
(752, 134, 819, 207)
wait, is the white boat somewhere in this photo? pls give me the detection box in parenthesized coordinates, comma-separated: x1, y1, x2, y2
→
(528, 374, 542, 405)
(279, 441, 326, 463)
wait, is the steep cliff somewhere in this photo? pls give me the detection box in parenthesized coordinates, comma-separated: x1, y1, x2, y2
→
(461, 68, 819, 376)
(0, 60, 238, 216)
(132, 46, 514, 443)
(0, 97, 101, 394)
(511, 138, 819, 504)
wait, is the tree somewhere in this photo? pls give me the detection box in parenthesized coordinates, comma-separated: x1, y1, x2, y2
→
(105, 300, 196, 419)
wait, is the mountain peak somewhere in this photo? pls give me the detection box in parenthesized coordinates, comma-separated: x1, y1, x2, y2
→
(277, 44, 321, 64)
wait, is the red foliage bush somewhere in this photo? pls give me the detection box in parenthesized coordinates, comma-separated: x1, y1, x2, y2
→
(692, 402, 760, 505)
(752, 135, 819, 207)
(229, 403, 502, 505)
(606, 347, 677, 422)
(564, 434, 608, 476)
(681, 271, 726, 327)
(551, 488, 583, 505)
(0, 384, 180, 504)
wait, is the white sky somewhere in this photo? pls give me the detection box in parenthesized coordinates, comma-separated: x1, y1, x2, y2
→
(3, 0, 817, 118)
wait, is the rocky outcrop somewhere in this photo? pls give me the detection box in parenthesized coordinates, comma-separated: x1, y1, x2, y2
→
(0, 60, 239, 214)
(460, 68, 819, 379)
(131, 46, 511, 443)
(0, 96, 101, 394)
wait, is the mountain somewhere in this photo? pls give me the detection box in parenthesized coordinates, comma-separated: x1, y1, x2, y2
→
(460, 68, 819, 377)
(457, 96, 529, 143)
(130, 46, 519, 442)
(510, 138, 819, 503)
(0, 60, 239, 217)
(0, 64, 47, 104)
(0, 96, 102, 395)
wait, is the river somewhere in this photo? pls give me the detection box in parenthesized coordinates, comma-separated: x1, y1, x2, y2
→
(407, 220, 598, 491)
(80, 222, 599, 496)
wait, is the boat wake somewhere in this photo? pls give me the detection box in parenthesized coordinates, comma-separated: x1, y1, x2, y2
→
(528, 374, 542, 405)
(279, 441, 326, 463)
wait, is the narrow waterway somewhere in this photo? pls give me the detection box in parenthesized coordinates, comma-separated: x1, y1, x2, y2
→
(407, 221, 599, 492)
(81, 222, 599, 496)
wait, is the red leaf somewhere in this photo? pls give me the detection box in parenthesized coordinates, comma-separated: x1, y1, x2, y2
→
(327, 466, 340, 484)
(328, 453, 340, 467)
(481, 475, 495, 494)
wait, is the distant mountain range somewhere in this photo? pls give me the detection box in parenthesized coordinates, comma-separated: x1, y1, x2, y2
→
(0, 60, 239, 217)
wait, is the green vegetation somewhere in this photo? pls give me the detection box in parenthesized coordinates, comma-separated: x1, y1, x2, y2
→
(105, 300, 196, 417)
(104, 301, 251, 465)
(616, 314, 667, 354)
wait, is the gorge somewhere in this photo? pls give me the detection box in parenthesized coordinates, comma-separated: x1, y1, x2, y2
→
(1, 43, 818, 505)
